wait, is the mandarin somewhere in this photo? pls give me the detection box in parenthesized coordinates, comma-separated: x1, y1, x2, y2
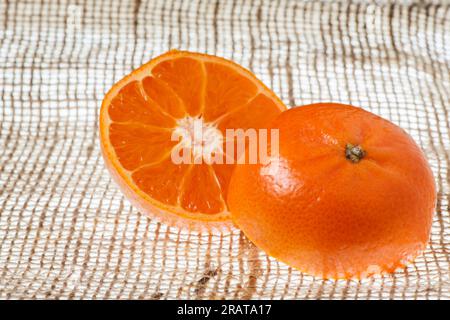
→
(99, 50, 286, 231)
(228, 103, 436, 279)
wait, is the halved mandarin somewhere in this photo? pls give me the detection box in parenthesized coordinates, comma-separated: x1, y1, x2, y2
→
(99, 50, 286, 231)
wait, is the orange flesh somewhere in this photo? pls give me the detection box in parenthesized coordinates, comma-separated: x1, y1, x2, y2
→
(100, 50, 286, 229)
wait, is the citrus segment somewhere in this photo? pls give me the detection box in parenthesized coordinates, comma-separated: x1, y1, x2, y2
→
(217, 94, 283, 131)
(109, 123, 175, 171)
(211, 163, 234, 201)
(179, 164, 225, 214)
(141, 76, 186, 119)
(203, 62, 258, 122)
(132, 158, 189, 207)
(108, 81, 175, 128)
(151, 57, 205, 116)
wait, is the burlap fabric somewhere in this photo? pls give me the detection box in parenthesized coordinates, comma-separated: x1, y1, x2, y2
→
(0, 0, 449, 300)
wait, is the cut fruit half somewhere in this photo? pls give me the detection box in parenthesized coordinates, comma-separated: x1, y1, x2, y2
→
(100, 50, 286, 231)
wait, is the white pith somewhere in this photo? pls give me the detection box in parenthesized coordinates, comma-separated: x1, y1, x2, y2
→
(172, 116, 224, 164)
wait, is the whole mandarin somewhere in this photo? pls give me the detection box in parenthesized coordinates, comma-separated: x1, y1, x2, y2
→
(228, 103, 436, 279)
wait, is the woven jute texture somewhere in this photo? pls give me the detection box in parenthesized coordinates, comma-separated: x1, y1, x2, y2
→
(0, 0, 449, 300)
